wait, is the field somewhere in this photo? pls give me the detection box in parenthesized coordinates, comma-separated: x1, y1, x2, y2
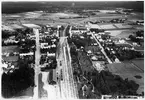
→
(2, 56, 19, 62)
(2, 45, 19, 53)
(2, 10, 144, 31)
(114, 24, 133, 29)
(2, 46, 19, 62)
(10, 24, 24, 29)
(134, 26, 144, 30)
(99, 24, 116, 30)
(2, 25, 15, 31)
(113, 31, 133, 38)
(134, 46, 144, 51)
(128, 12, 144, 20)
(78, 51, 94, 73)
(106, 29, 136, 37)
(107, 62, 144, 94)
(126, 40, 144, 51)
(1, 12, 129, 29)
(131, 59, 144, 71)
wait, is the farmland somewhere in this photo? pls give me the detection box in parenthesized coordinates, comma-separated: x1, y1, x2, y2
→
(108, 29, 136, 37)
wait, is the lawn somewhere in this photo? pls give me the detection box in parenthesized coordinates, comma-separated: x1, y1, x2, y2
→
(108, 29, 136, 37)
(99, 24, 117, 30)
(114, 30, 135, 38)
(2, 56, 19, 63)
(114, 24, 133, 29)
(131, 59, 144, 71)
(2, 45, 19, 62)
(2, 45, 19, 53)
(134, 45, 144, 51)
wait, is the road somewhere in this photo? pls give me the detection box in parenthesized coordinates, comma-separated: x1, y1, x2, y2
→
(91, 32, 113, 64)
(41, 71, 60, 99)
(33, 28, 61, 99)
(56, 25, 78, 99)
(33, 28, 40, 99)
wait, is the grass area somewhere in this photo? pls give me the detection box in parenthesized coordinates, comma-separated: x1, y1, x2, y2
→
(108, 29, 136, 37)
(107, 63, 142, 74)
(115, 44, 132, 48)
(114, 31, 134, 38)
(2, 45, 19, 53)
(114, 24, 133, 29)
(131, 59, 144, 71)
(2, 12, 127, 27)
(134, 45, 144, 51)
(99, 24, 116, 30)
(78, 51, 94, 73)
(2, 45, 19, 62)
(107, 62, 144, 94)
(2, 56, 19, 62)
(128, 12, 144, 20)
(126, 40, 144, 50)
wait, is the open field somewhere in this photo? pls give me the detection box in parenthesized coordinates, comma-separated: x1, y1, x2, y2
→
(2, 11, 144, 31)
(107, 29, 136, 37)
(2, 45, 19, 53)
(2, 46, 19, 62)
(99, 24, 116, 30)
(114, 24, 133, 29)
(107, 62, 144, 94)
(113, 31, 134, 38)
(2, 56, 19, 62)
(2, 25, 15, 31)
(10, 24, 24, 29)
(131, 59, 144, 71)
(128, 12, 144, 20)
(1, 12, 128, 27)
(134, 26, 144, 30)
(78, 51, 94, 73)
(126, 40, 144, 51)
(134, 46, 144, 51)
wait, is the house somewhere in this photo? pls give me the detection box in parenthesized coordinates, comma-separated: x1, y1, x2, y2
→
(20, 52, 34, 56)
(93, 43, 98, 46)
(91, 55, 98, 61)
(40, 43, 56, 49)
(93, 62, 105, 73)
(119, 39, 125, 43)
(47, 52, 55, 57)
(71, 26, 87, 34)
(4, 39, 19, 44)
(115, 58, 121, 63)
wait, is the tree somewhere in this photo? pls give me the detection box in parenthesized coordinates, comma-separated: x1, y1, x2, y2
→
(2, 30, 13, 39)
(24, 28, 32, 34)
(84, 71, 87, 77)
